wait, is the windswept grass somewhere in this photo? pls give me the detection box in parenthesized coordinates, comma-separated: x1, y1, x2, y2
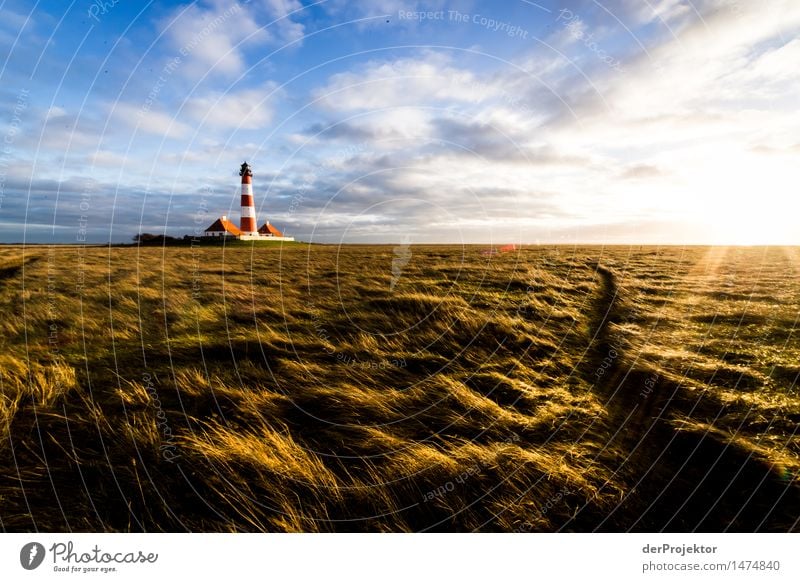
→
(0, 244, 798, 531)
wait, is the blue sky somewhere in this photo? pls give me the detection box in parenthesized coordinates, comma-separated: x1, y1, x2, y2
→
(1, 0, 798, 244)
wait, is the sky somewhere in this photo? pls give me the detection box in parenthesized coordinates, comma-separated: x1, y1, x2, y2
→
(0, 0, 798, 244)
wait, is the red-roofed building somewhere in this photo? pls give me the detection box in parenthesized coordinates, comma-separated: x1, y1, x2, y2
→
(258, 221, 283, 237)
(204, 215, 242, 238)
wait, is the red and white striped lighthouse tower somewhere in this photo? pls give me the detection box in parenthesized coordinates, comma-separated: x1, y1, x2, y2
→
(239, 161, 257, 234)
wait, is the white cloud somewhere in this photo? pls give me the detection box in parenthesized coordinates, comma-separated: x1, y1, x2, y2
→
(721, 38, 800, 100)
(619, 0, 694, 25)
(183, 82, 279, 128)
(322, 0, 449, 21)
(45, 106, 66, 120)
(161, 0, 305, 79)
(112, 102, 192, 139)
(88, 150, 130, 167)
(313, 54, 494, 111)
(258, 0, 306, 41)
(162, 2, 252, 78)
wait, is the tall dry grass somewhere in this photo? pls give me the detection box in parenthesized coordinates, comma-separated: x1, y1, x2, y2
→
(0, 244, 798, 531)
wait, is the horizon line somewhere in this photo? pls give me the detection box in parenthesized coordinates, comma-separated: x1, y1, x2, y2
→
(2, 242, 800, 248)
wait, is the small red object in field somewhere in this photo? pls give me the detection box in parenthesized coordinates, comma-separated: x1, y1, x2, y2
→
(481, 244, 517, 256)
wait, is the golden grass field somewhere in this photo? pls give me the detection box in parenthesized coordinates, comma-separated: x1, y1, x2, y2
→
(0, 243, 798, 532)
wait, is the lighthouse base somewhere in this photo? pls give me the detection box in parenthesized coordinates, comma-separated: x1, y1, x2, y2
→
(238, 234, 295, 242)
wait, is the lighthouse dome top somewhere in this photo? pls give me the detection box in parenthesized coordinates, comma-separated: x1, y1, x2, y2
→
(239, 161, 252, 177)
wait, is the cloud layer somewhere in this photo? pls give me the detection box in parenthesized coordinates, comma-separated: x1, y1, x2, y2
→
(1, 0, 798, 243)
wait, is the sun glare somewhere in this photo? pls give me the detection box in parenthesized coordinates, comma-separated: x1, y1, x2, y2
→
(693, 154, 799, 245)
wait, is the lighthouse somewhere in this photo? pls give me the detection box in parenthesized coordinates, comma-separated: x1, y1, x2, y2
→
(239, 161, 257, 234)
(203, 162, 295, 241)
